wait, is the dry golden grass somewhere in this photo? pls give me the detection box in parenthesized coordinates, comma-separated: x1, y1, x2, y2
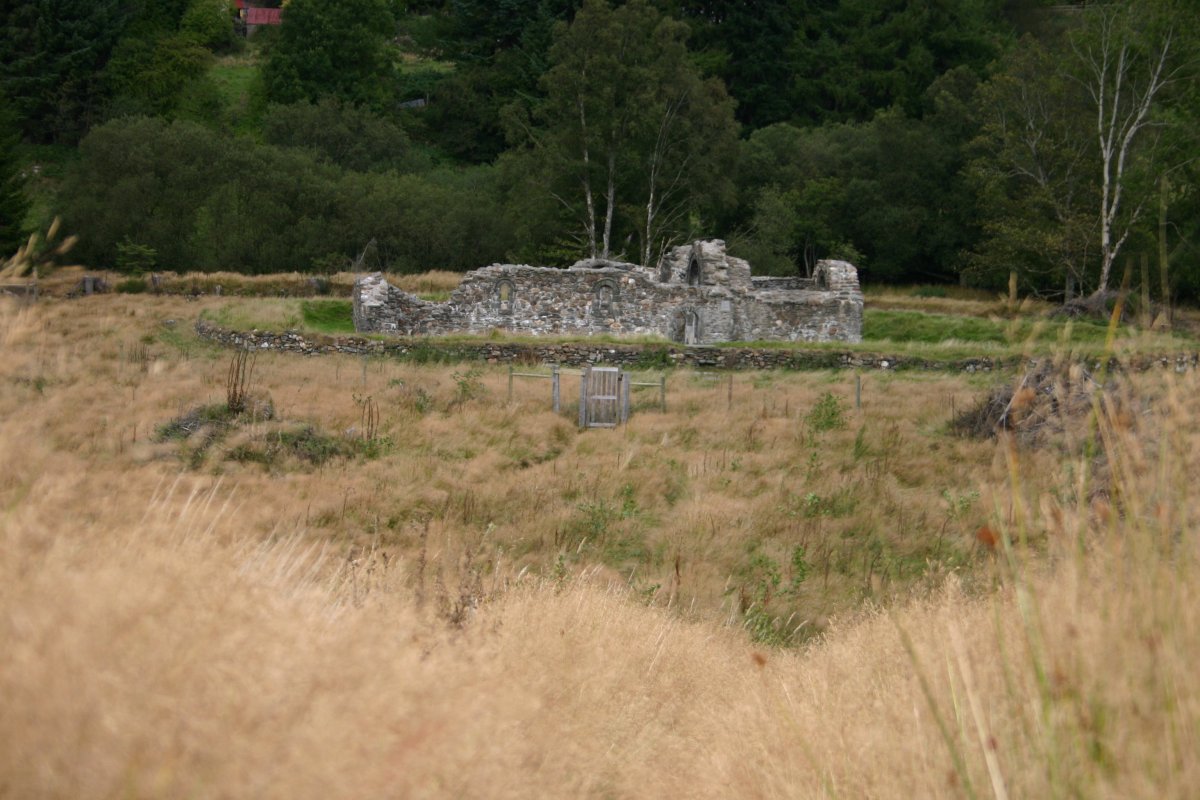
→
(2, 294, 1008, 626)
(32, 269, 465, 299)
(3, 293, 1199, 797)
(389, 269, 463, 295)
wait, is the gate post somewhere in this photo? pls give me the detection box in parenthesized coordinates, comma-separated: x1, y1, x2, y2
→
(578, 367, 589, 428)
(552, 365, 561, 414)
(620, 372, 631, 424)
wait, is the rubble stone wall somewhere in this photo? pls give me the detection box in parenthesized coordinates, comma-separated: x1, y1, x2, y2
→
(195, 320, 1200, 375)
(353, 240, 864, 344)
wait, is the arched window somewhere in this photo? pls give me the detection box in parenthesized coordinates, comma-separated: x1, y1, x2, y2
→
(813, 266, 829, 290)
(687, 252, 702, 286)
(594, 280, 617, 317)
(496, 280, 515, 314)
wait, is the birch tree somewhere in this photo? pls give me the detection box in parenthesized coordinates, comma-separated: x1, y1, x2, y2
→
(968, 37, 1096, 296)
(1072, 3, 1179, 293)
(530, 0, 736, 264)
(969, 1, 1191, 297)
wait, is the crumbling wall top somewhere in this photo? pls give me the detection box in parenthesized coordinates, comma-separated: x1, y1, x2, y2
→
(659, 240, 752, 290)
(569, 258, 639, 271)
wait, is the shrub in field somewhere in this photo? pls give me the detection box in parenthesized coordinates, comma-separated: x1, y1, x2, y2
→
(806, 390, 847, 432)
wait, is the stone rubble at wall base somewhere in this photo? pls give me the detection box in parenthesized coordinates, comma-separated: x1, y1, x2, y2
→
(353, 240, 864, 345)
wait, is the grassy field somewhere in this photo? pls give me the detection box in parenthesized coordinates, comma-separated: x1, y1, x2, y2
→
(11, 294, 1011, 629)
(3, 292, 1200, 797)
(199, 296, 360, 334)
(209, 52, 265, 135)
(201, 291, 1197, 361)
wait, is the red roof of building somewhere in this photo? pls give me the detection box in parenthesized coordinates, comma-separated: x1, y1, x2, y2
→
(246, 7, 282, 25)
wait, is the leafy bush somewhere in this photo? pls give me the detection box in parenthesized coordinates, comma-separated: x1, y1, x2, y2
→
(115, 277, 148, 293)
(451, 367, 485, 406)
(115, 239, 156, 274)
(634, 346, 672, 370)
(180, 0, 238, 51)
(262, 98, 423, 173)
(806, 391, 847, 432)
(271, 426, 356, 465)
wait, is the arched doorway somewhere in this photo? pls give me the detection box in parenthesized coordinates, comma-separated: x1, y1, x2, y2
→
(683, 309, 700, 345)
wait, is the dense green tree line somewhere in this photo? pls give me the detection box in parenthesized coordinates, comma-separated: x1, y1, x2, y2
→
(63, 115, 513, 273)
(2, 0, 1198, 302)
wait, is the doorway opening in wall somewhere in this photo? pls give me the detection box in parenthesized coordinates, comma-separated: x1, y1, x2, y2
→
(684, 309, 699, 345)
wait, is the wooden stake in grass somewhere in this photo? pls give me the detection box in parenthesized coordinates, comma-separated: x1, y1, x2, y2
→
(1159, 175, 1172, 328)
(1140, 253, 1151, 329)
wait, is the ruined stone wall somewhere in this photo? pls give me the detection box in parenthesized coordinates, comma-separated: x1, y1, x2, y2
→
(659, 240, 752, 290)
(355, 264, 727, 342)
(449, 263, 683, 338)
(353, 273, 464, 335)
(735, 292, 861, 342)
(195, 320, 1200, 375)
(353, 241, 864, 344)
(736, 260, 864, 342)
(751, 276, 814, 291)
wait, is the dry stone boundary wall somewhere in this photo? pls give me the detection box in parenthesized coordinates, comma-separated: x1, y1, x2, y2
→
(194, 320, 1200, 374)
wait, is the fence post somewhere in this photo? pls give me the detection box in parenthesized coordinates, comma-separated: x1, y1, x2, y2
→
(621, 372, 631, 424)
(578, 367, 589, 428)
(1140, 252, 1151, 328)
(659, 375, 666, 412)
(855, 372, 862, 410)
(552, 365, 561, 414)
(508, 365, 513, 402)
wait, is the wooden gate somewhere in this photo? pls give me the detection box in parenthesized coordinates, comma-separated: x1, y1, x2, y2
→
(579, 366, 630, 428)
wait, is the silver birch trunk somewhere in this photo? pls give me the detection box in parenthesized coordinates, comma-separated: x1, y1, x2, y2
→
(601, 150, 616, 260)
(1077, 11, 1173, 293)
(577, 95, 597, 259)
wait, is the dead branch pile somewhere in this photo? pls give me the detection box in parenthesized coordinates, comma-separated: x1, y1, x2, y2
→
(952, 361, 1108, 446)
(1051, 290, 1127, 322)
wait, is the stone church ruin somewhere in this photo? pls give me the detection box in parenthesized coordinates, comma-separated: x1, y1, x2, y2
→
(353, 240, 862, 344)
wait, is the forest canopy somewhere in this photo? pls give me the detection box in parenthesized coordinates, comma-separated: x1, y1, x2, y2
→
(2, 0, 1197, 300)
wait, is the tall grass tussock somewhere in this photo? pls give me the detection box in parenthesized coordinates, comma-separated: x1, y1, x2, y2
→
(2, 290, 1199, 797)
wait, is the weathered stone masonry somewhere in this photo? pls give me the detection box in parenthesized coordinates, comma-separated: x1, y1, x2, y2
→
(353, 240, 864, 344)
